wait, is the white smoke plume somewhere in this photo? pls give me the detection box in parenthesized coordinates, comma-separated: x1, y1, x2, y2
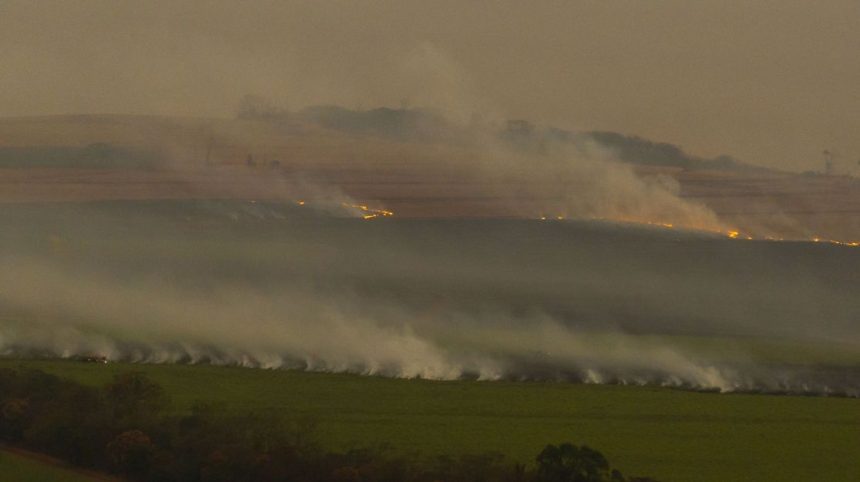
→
(1, 205, 857, 396)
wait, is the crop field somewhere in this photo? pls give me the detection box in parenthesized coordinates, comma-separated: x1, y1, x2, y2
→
(2, 359, 858, 482)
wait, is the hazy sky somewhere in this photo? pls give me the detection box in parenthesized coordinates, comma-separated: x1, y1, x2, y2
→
(1, 1, 858, 171)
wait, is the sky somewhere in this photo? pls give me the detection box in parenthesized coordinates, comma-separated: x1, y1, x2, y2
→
(0, 0, 858, 171)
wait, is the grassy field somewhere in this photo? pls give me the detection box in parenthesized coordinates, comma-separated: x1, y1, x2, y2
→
(0, 449, 100, 482)
(2, 360, 858, 482)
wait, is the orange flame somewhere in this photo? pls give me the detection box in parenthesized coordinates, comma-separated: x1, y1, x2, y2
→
(293, 199, 394, 220)
(538, 214, 859, 247)
(342, 202, 394, 219)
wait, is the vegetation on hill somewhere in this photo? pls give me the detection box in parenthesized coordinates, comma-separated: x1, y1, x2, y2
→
(500, 119, 755, 171)
(236, 98, 753, 171)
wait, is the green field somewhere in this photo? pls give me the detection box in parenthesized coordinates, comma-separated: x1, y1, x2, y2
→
(0, 449, 99, 482)
(2, 360, 858, 482)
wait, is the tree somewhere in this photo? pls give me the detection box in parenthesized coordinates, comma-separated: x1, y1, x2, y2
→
(0, 398, 30, 441)
(104, 372, 169, 422)
(536, 443, 621, 482)
(107, 429, 156, 477)
(236, 94, 287, 120)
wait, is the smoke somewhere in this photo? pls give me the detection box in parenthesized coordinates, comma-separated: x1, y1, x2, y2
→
(0, 34, 803, 237)
(0, 256, 772, 389)
(1, 204, 857, 396)
(469, 133, 727, 232)
(0, 258, 462, 379)
(0, 27, 857, 399)
(397, 42, 492, 124)
(378, 42, 728, 231)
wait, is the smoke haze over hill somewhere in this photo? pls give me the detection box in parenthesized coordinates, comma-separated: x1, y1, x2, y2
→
(1, 1, 859, 171)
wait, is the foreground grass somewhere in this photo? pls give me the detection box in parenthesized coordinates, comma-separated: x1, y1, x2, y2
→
(2, 360, 858, 482)
(0, 449, 100, 482)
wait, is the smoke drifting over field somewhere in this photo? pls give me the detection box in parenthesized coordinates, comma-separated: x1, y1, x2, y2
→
(471, 136, 726, 232)
(1, 1, 859, 409)
(0, 48, 853, 394)
(0, 203, 857, 396)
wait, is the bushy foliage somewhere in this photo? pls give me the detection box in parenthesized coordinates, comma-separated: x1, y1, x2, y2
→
(0, 367, 658, 481)
(535, 443, 623, 482)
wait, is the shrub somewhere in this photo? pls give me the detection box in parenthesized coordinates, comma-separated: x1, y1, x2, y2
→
(535, 443, 624, 482)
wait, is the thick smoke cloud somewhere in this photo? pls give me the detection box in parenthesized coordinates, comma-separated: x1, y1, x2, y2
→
(1, 204, 857, 395)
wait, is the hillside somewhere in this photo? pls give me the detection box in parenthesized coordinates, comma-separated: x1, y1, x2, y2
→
(0, 114, 859, 240)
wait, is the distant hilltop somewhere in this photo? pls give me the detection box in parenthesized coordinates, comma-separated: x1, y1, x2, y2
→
(0, 110, 859, 239)
(0, 108, 764, 174)
(236, 99, 761, 173)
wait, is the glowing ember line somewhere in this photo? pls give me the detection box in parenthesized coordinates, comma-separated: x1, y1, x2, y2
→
(809, 238, 860, 247)
(342, 203, 394, 219)
(541, 214, 860, 247)
(293, 200, 394, 219)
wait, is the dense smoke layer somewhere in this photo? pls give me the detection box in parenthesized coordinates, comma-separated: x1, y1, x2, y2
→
(1, 203, 857, 396)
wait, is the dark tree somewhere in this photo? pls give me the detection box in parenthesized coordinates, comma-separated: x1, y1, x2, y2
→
(536, 443, 622, 482)
(104, 371, 169, 423)
(107, 429, 156, 477)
